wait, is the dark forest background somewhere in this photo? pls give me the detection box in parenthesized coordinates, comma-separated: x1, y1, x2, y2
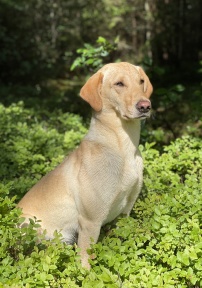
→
(0, 0, 202, 145)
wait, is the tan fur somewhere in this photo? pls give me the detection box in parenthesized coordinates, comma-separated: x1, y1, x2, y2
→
(18, 62, 153, 269)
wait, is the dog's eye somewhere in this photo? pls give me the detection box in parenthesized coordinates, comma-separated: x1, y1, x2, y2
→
(140, 79, 144, 84)
(115, 81, 124, 87)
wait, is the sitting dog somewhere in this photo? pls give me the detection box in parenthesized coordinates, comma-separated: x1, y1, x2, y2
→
(18, 62, 153, 269)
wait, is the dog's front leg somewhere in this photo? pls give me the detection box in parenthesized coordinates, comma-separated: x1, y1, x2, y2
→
(78, 216, 101, 269)
(122, 185, 142, 216)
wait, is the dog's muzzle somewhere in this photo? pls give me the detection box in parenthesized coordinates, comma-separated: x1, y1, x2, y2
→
(136, 100, 151, 118)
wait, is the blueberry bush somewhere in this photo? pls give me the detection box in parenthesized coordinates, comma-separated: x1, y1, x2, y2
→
(0, 102, 201, 287)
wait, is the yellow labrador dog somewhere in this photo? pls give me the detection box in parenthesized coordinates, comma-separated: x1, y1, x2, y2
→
(18, 62, 153, 269)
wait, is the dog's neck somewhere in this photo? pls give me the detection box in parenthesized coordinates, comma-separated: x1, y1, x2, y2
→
(85, 109, 141, 152)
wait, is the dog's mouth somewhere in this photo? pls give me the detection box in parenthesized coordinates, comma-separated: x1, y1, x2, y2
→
(123, 112, 151, 120)
(137, 113, 151, 119)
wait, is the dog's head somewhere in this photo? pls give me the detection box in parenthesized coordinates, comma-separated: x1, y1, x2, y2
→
(80, 62, 153, 120)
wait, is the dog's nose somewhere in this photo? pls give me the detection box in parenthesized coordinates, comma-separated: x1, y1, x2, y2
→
(136, 100, 151, 113)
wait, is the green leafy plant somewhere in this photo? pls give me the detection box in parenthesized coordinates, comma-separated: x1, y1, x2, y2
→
(0, 103, 201, 287)
(0, 102, 87, 199)
(71, 36, 118, 72)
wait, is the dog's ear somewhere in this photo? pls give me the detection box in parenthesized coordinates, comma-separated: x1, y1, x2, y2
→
(80, 72, 103, 112)
(136, 66, 153, 98)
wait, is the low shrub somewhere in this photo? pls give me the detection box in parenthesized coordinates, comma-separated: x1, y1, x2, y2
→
(0, 103, 201, 287)
(0, 102, 87, 200)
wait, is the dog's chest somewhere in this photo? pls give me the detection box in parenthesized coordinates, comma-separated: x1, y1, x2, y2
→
(104, 152, 143, 224)
(122, 155, 141, 187)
